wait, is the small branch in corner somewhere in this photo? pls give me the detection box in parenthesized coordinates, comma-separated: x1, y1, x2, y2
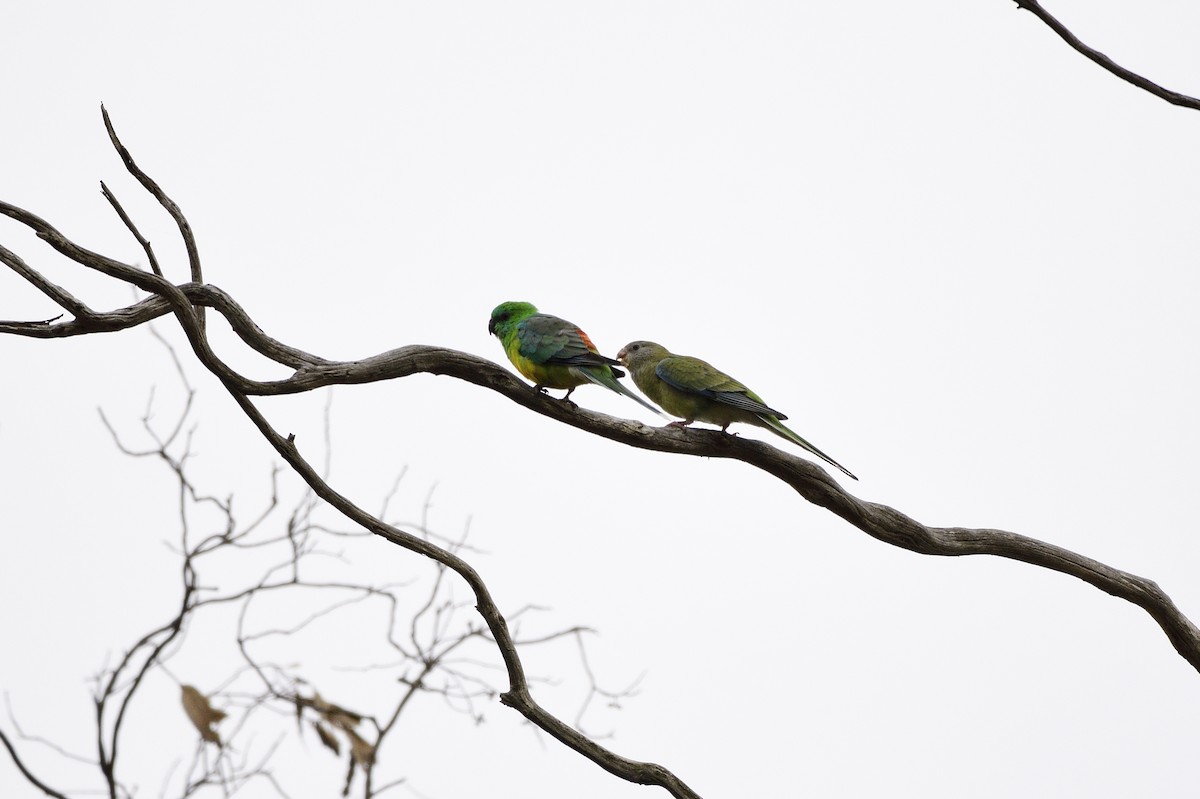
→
(1013, 0, 1200, 110)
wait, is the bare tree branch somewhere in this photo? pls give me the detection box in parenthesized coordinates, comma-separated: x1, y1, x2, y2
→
(0, 728, 69, 799)
(6, 105, 1199, 799)
(1013, 0, 1200, 110)
(100, 105, 202, 295)
(2, 156, 704, 796)
(0, 242, 95, 320)
(100, 180, 164, 277)
(15, 233, 1195, 680)
(38, 328, 639, 798)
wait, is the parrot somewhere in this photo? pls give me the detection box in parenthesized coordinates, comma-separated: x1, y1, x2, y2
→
(616, 340, 858, 480)
(488, 301, 664, 417)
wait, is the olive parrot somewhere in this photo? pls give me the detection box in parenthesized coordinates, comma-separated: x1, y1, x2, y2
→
(617, 340, 857, 480)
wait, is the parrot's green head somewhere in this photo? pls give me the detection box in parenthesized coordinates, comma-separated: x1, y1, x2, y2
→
(616, 340, 670, 372)
(488, 301, 539, 339)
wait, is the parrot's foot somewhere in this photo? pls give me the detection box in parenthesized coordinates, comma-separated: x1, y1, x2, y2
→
(534, 384, 578, 408)
(665, 420, 692, 429)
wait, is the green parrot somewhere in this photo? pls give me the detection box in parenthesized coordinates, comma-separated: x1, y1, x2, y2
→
(617, 340, 858, 480)
(488, 301, 663, 416)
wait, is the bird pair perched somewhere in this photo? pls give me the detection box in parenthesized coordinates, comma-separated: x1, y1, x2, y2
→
(488, 301, 858, 481)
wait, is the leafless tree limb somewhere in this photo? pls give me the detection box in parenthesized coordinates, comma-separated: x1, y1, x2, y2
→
(571, 632, 644, 738)
(0, 242, 95, 320)
(4, 696, 97, 769)
(11, 323, 633, 797)
(1013, 0, 1200, 110)
(100, 106, 203, 306)
(100, 181, 164, 277)
(0, 728, 69, 799)
(10, 225, 1196, 679)
(8, 109, 696, 797)
(6, 106, 1199, 799)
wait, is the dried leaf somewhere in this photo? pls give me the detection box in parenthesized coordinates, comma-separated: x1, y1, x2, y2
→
(180, 685, 225, 745)
(311, 691, 363, 731)
(312, 721, 341, 756)
(346, 728, 376, 767)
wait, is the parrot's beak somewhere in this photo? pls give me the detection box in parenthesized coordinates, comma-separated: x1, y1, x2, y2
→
(615, 346, 628, 365)
(487, 318, 497, 336)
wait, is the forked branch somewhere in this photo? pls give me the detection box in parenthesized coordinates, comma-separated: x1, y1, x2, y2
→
(0, 112, 704, 799)
(4, 107, 1200, 798)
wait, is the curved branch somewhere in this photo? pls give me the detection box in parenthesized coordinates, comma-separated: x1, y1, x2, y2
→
(5, 108, 1200, 797)
(2, 115, 705, 799)
(4, 193, 1200, 676)
(0, 236, 326, 369)
(216, 382, 704, 798)
(0, 729, 69, 799)
(1013, 0, 1200, 110)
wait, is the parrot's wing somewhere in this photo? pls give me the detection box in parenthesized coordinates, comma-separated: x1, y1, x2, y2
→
(656, 356, 788, 419)
(706, 390, 787, 419)
(516, 314, 623, 371)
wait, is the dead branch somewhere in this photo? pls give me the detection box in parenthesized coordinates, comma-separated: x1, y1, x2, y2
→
(24, 327, 636, 798)
(1012, 0, 1200, 110)
(0, 147, 705, 797)
(0, 728, 70, 799)
(8, 232, 1196, 678)
(6, 106, 1199, 799)
(100, 107, 203, 304)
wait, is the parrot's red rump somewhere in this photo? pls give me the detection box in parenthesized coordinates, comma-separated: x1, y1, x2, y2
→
(575, 327, 599, 352)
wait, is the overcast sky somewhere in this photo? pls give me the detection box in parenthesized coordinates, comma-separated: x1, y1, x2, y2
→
(3, 2, 1200, 797)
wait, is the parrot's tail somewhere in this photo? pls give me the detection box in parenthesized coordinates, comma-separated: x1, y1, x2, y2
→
(578, 368, 668, 418)
(759, 415, 858, 481)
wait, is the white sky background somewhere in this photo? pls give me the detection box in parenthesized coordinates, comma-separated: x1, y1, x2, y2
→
(2, 1, 1199, 797)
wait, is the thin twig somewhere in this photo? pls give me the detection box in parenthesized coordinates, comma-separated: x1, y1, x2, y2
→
(100, 105, 204, 299)
(100, 181, 164, 277)
(0, 729, 69, 799)
(4, 695, 97, 767)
